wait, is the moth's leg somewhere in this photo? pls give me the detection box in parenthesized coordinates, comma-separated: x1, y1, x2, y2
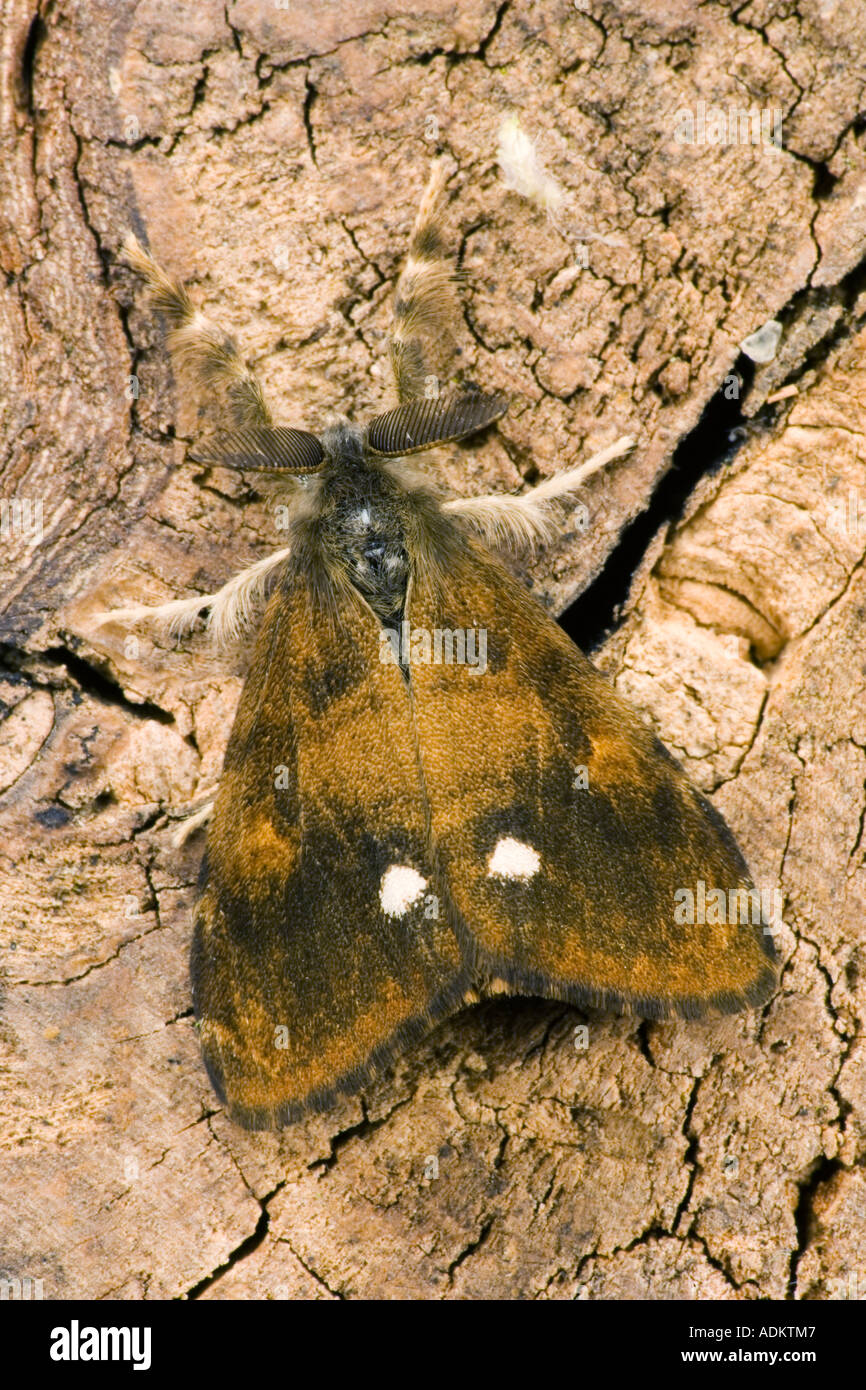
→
(172, 790, 217, 847)
(92, 546, 293, 648)
(442, 435, 635, 548)
(388, 160, 462, 403)
(123, 235, 273, 429)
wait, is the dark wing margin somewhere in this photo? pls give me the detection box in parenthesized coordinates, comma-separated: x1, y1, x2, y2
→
(365, 389, 507, 456)
(406, 537, 779, 1020)
(191, 578, 467, 1129)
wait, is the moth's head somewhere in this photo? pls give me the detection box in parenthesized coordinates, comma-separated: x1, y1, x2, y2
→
(319, 418, 366, 465)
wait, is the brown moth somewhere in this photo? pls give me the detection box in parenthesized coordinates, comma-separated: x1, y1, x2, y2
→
(104, 161, 778, 1129)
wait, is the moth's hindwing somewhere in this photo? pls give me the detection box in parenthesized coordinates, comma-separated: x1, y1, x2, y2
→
(408, 540, 779, 1018)
(191, 580, 467, 1129)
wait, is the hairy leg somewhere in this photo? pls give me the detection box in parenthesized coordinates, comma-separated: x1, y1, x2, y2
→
(388, 161, 462, 403)
(123, 235, 273, 429)
(443, 435, 635, 547)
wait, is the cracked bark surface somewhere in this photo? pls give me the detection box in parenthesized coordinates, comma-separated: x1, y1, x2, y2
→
(1, 0, 865, 1300)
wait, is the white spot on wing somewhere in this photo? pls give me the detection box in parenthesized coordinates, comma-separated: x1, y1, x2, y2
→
(487, 837, 540, 881)
(380, 864, 427, 917)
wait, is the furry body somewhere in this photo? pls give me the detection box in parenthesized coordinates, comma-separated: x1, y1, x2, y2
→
(100, 161, 778, 1129)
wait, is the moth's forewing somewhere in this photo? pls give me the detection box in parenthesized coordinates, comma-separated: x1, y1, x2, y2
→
(191, 580, 467, 1129)
(407, 540, 779, 1017)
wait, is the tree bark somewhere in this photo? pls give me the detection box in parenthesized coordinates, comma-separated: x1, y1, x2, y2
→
(1, 0, 865, 1300)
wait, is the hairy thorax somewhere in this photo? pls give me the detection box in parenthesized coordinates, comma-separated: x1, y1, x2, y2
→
(318, 423, 411, 623)
(330, 494, 410, 621)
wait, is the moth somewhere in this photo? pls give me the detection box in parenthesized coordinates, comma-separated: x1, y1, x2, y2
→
(104, 161, 778, 1129)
